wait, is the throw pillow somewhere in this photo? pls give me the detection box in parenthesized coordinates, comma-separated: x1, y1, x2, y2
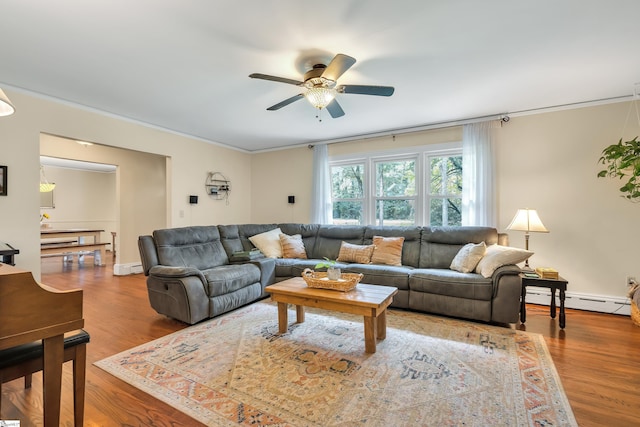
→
(370, 236, 404, 266)
(248, 228, 283, 258)
(475, 244, 533, 278)
(450, 242, 487, 273)
(279, 233, 307, 259)
(336, 241, 375, 264)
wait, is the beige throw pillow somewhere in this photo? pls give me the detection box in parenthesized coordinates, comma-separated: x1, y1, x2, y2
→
(279, 233, 307, 259)
(248, 228, 283, 258)
(336, 241, 375, 264)
(371, 236, 404, 266)
(475, 244, 533, 278)
(450, 242, 487, 273)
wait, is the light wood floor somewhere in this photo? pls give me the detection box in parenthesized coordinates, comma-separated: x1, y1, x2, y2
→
(1, 255, 639, 426)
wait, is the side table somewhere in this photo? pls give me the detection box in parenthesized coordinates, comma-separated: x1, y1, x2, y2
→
(520, 274, 568, 328)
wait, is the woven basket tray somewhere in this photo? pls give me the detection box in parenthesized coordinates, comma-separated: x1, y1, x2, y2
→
(301, 269, 363, 292)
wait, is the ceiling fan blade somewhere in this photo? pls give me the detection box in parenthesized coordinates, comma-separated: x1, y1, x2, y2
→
(266, 94, 304, 111)
(321, 54, 356, 82)
(338, 85, 395, 96)
(249, 73, 303, 86)
(325, 99, 345, 118)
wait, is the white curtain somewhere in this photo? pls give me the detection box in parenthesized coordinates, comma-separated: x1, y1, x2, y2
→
(462, 122, 496, 227)
(310, 144, 333, 224)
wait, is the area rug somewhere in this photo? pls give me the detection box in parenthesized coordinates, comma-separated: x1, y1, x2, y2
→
(95, 301, 577, 426)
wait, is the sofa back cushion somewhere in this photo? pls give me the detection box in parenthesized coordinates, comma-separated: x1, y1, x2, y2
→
(278, 223, 320, 258)
(311, 225, 365, 260)
(153, 226, 228, 270)
(364, 226, 422, 268)
(219, 223, 279, 256)
(419, 226, 499, 269)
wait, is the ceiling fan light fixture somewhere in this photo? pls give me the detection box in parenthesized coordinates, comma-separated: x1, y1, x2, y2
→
(304, 86, 337, 109)
(39, 165, 55, 193)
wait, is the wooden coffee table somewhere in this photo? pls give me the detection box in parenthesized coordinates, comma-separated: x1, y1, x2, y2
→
(265, 277, 398, 353)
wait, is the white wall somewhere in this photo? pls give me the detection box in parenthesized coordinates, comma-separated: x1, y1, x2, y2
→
(252, 101, 640, 304)
(39, 165, 116, 245)
(496, 102, 640, 299)
(0, 89, 253, 278)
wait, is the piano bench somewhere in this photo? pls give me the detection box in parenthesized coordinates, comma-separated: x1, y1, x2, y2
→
(0, 329, 90, 425)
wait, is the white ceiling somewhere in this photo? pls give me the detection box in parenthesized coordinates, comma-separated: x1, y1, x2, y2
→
(2, 1, 639, 152)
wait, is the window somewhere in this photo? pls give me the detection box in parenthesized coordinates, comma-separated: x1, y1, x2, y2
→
(330, 144, 462, 226)
(374, 158, 416, 226)
(331, 163, 365, 225)
(427, 155, 462, 226)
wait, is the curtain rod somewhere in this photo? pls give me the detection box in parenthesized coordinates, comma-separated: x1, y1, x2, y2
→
(310, 113, 509, 147)
(309, 93, 634, 147)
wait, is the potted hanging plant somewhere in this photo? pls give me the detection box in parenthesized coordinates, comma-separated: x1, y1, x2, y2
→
(597, 136, 640, 202)
(315, 257, 342, 280)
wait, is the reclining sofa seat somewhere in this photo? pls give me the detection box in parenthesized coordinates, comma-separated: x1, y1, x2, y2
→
(138, 225, 274, 324)
(139, 223, 522, 326)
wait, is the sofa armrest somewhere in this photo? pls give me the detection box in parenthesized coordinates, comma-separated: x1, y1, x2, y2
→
(248, 258, 276, 295)
(146, 267, 209, 324)
(490, 265, 522, 323)
(149, 265, 206, 282)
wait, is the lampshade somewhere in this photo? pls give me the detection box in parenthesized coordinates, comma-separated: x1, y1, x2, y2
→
(39, 166, 55, 193)
(0, 88, 16, 117)
(507, 209, 549, 233)
(304, 86, 337, 109)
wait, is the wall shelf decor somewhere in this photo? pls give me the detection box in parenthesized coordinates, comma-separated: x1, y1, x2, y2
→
(205, 172, 230, 203)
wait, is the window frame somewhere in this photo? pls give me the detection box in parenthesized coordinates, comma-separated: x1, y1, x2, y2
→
(330, 142, 462, 226)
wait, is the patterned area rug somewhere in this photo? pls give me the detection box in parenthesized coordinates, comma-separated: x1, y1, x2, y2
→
(95, 301, 577, 426)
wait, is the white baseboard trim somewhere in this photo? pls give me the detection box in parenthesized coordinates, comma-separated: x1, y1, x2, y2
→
(524, 288, 631, 316)
(113, 262, 143, 276)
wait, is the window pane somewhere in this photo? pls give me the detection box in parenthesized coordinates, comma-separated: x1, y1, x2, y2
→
(332, 201, 363, 225)
(429, 198, 462, 226)
(375, 160, 415, 197)
(429, 155, 462, 196)
(375, 199, 415, 226)
(430, 198, 443, 226)
(331, 164, 364, 198)
(446, 197, 462, 226)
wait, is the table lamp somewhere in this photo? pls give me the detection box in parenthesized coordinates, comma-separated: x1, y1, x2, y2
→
(507, 208, 548, 269)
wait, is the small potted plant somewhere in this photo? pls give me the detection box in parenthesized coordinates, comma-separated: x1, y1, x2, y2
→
(315, 257, 342, 280)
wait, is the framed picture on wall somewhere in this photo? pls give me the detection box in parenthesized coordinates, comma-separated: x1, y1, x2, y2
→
(0, 165, 6, 196)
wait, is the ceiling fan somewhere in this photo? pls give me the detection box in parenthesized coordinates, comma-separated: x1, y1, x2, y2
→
(249, 53, 394, 118)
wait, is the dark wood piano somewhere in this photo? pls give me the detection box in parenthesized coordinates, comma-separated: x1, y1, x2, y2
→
(0, 263, 84, 426)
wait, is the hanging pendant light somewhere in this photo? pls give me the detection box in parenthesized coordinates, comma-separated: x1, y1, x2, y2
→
(40, 166, 55, 192)
(0, 88, 16, 116)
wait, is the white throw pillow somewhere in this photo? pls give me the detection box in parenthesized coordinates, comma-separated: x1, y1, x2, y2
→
(450, 242, 487, 273)
(475, 244, 533, 278)
(248, 228, 283, 258)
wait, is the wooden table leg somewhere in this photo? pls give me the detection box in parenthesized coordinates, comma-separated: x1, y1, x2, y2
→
(43, 334, 64, 427)
(550, 288, 557, 319)
(559, 288, 566, 329)
(295, 305, 305, 324)
(364, 316, 377, 353)
(376, 310, 387, 340)
(277, 302, 288, 334)
(74, 343, 87, 426)
(520, 285, 527, 323)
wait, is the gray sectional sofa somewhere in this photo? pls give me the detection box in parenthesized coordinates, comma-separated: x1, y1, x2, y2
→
(138, 223, 522, 325)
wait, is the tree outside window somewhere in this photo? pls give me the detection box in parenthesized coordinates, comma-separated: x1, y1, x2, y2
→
(428, 155, 462, 226)
(374, 159, 415, 226)
(331, 163, 364, 225)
